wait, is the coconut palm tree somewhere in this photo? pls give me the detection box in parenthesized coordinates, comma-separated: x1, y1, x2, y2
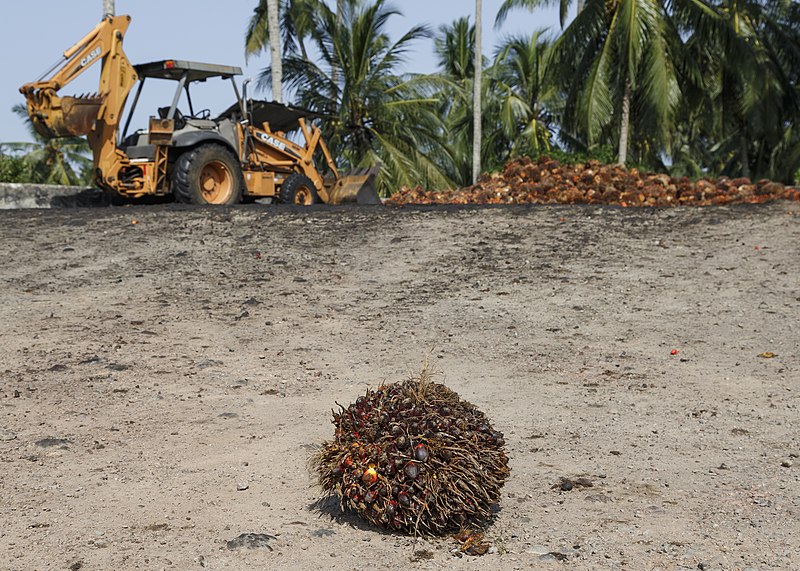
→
(433, 16, 476, 185)
(491, 31, 559, 158)
(501, 0, 678, 166)
(246, 0, 321, 62)
(435, 17, 476, 83)
(246, 0, 301, 101)
(0, 104, 91, 185)
(245, 1, 272, 59)
(247, 1, 352, 96)
(673, 0, 800, 181)
(496, 0, 581, 29)
(263, 0, 451, 193)
(433, 17, 503, 185)
(433, 16, 537, 185)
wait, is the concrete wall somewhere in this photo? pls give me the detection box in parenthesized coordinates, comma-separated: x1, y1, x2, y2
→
(0, 183, 107, 209)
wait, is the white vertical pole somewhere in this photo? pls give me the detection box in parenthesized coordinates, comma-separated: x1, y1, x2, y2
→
(472, 0, 483, 184)
(267, 0, 283, 103)
(103, 0, 115, 18)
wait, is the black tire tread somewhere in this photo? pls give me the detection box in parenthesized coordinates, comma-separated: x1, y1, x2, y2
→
(279, 173, 319, 205)
(172, 146, 201, 204)
(172, 144, 242, 205)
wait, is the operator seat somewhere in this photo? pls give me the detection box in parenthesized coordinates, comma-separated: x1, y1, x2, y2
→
(157, 107, 187, 130)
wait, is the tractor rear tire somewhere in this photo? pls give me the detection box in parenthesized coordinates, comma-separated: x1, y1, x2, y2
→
(172, 144, 243, 205)
(279, 174, 319, 205)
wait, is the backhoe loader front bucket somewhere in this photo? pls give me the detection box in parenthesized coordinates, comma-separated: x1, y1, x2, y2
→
(327, 165, 382, 205)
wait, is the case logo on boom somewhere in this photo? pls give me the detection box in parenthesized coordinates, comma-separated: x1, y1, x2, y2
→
(79, 46, 102, 69)
(256, 132, 287, 152)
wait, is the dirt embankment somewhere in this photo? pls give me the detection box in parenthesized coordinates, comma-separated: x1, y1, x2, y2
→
(1, 203, 798, 570)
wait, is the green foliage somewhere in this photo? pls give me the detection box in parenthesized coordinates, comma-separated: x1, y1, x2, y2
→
(674, 0, 800, 183)
(254, 0, 452, 194)
(535, 146, 617, 166)
(430, 17, 481, 187)
(245, 0, 800, 190)
(497, 0, 800, 182)
(0, 142, 92, 186)
(496, 0, 580, 30)
(1, 104, 92, 186)
(435, 17, 476, 82)
(246, 0, 321, 61)
(491, 31, 559, 160)
(0, 153, 27, 183)
(429, 21, 560, 187)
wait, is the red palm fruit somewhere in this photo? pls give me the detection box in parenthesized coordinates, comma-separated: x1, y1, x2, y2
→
(362, 467, 378, 485)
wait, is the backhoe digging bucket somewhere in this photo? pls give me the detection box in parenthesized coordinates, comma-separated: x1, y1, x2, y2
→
(57, 95, 103, 137)
(28, 94, 103, 139)
(327, 165, 382, 205)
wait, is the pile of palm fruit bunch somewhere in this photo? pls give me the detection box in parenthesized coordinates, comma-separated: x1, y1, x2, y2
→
(386, 156, 800, 207)
(310, 371, 509, 535)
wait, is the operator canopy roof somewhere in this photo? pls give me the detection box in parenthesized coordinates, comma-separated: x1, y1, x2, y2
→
(134, 60, 242, 82)
(218, 100, 326, 133)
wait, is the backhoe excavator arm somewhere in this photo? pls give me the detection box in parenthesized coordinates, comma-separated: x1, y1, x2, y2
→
(20, 15, 140, 190)
(20, 15, 138, 139)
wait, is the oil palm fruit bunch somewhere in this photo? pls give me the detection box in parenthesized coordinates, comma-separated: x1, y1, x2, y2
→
(310, 370, 509, 535)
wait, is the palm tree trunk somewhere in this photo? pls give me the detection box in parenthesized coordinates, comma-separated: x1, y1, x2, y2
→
(267, 0, 283, 103)
(577, 0, 584, 13)
(618, 80, 631, 167)
(473, 0, 483, 184)
(332, 0, 344, 86)
(740, 136, 750, 178)
(102, 0, 114, 18)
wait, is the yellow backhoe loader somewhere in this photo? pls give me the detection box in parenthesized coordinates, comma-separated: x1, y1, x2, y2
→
(19, 15, 380, 205)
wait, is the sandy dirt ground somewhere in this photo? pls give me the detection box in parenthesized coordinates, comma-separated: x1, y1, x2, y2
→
(1, 202, 798, 571)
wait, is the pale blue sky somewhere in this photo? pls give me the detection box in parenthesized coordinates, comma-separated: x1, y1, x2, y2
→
(1, 1, 563, 143)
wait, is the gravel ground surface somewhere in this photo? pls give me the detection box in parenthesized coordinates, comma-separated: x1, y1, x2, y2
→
(1, 202, 798, 570)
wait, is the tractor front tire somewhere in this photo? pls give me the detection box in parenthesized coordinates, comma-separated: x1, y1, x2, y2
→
(172, 144, 243, 205)
(279, 174, 319, 205)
